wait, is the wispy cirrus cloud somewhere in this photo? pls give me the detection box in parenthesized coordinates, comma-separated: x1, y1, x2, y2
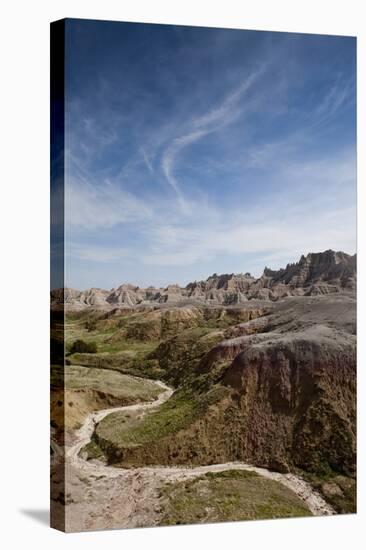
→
(161, 129, 207, 210)
(140, 147, 155, 175)
(315, 74, 355, 120)
(66, 150, 356, 284)
(67, 243, 131, 263)
(161, 69, 263, 207)
(64, 22, 356, 289)
(142, 205, 355, 270)
(65, 177, 152, 230)
(193, 70, 261, 129)
(142, 150, 356, 272)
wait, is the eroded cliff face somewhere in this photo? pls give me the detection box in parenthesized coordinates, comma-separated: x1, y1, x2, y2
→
(94, 295, 356, 478)
(221, 330, 356, 475)
(52, 250, 357, 309)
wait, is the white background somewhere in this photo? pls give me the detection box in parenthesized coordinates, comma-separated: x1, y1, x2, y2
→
(0, 0, 365, 548)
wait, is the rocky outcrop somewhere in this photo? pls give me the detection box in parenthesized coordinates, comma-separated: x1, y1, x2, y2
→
(123, 307, 205, 342)
(51, 250, 356, 310)
(94, 295, 356, 479)
(221, 328, 356, 475)
(268, 250, 356, 287)
(52, 287, 110, 309)
(106, 284, 143, 307)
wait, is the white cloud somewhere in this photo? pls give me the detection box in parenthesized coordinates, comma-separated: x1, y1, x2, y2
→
(65, 65, 356, 287)
(161, 129, 207, 211)
(161, 69, 262, 205)
(65, 177, 152, 230)
(66, 243, 131, 263)
(141, 153, 356, 274)
(140, 205, 355, 275)
(140, 147, 155, 175)
(193, 71, 261, 129)
(315, 75, 355, 121)
(66, 148, 356, 281)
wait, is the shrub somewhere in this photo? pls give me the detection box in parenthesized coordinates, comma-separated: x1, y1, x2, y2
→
(85, 319, 97, 332)
(70, 339, 97, 354)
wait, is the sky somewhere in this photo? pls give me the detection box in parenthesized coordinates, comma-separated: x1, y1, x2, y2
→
(63, 19, 356, 290)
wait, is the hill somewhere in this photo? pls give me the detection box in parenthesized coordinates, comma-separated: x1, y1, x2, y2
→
(51, 249, 356, 309)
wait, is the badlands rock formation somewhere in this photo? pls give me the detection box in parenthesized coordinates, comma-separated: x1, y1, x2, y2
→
(51, 250, 356, 310)
(92, 294, 356, 479)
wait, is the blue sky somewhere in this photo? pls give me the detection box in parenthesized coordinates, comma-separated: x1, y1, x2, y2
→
(64, 19, 356, 290)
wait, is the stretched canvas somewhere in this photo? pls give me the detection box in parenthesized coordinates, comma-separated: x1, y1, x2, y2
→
(50, 18, 357, 532)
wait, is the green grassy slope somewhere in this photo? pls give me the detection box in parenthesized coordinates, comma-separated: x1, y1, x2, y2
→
(159, 470, 311, 525)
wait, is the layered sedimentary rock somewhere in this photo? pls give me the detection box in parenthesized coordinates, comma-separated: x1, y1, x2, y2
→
(92, 295, 356, 478)
(51, 250, 356, 310)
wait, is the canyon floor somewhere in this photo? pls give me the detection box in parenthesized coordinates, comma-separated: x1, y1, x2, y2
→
(51, 291, 356, 531)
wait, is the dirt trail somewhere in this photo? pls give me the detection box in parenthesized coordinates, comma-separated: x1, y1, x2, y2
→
(66, 380, 173, 474)
(58, 378, 334, 531)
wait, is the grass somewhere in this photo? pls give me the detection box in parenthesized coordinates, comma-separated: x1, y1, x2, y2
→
(51, 364, 162, 402)
(70, 339, 98, 354)
(65, 314, 158, 355)
(65, 312, 225, 385)
(67, 348, 164, 381)
(69, 315, 231, 462)
(95, 390, 198, 448)
(59, 307, 355, 501)
(63, 308, 240, 378)
(68, 365, 161, 401)
(94, 384, 228, 449)
(159, 470, 311, 525)
(69, 342, 155, 364)
(150, 326, 225, 386)
(51, 363, 163, 432)
(81, 440, 105, 461)
(65, 318, 116, 352)
(298, 469, 356, 514)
